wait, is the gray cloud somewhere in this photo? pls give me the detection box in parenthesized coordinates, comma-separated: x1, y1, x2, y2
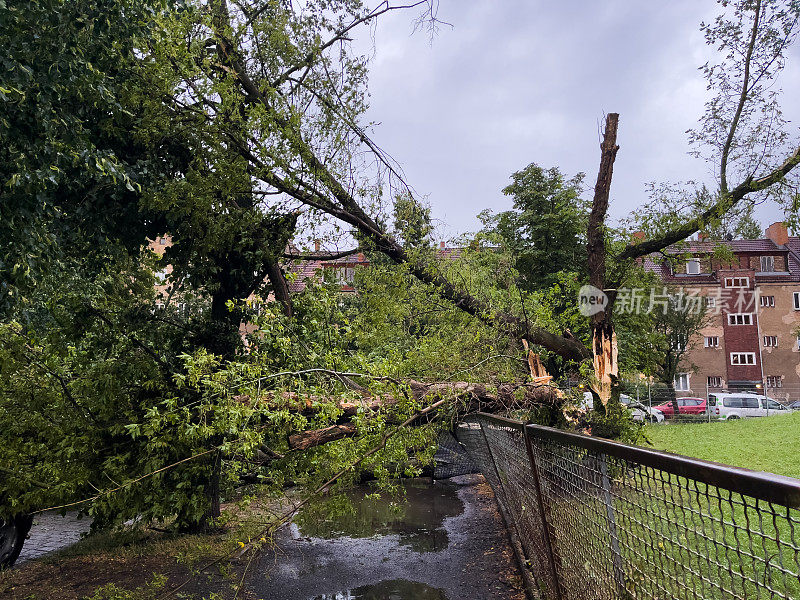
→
(358, 1, 800, 238)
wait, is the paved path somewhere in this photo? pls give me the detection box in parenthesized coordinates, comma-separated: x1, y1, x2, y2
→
(16, 511, 91, 564)
(247, 474, 526, 599)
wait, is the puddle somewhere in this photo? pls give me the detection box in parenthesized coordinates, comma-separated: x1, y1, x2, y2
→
(294, 479, 464, 553)
(248, 475, 523, 599)
(313, 578, 449, 599)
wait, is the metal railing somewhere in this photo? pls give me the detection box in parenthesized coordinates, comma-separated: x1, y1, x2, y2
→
(456, 414, 800, 600)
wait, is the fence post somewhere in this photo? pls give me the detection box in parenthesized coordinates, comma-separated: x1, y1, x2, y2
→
(523, 425, 564, 600)
(598, 453, 628, 598)
(478, 421, 540, 600)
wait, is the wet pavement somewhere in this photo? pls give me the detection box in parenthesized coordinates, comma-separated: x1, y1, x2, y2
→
(247, 474, 526, 600)
(17, 510, 91, 564)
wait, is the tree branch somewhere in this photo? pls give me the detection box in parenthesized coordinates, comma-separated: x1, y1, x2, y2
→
(208, 2, 591, 362)
(283, 248, 360, 261)
(720, 0, 762, 195)
(616, 143, 800, 262)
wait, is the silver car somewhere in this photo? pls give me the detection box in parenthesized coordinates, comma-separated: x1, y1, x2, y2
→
(582, 392, 665, 423)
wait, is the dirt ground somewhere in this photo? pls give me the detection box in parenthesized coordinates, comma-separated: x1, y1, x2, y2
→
(0, 524, 260, 600)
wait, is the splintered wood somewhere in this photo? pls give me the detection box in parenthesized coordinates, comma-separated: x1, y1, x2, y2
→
(592, 325, 618, 406)
(522, 340, 553, 384)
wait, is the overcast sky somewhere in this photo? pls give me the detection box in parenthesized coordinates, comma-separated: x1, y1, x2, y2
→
(356, 0, 800, 240)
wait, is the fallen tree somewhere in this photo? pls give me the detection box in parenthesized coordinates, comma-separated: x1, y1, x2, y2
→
(283, 379, 561, 450)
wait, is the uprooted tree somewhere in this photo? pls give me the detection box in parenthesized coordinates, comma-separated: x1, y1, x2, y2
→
(2, 0, 800, 566)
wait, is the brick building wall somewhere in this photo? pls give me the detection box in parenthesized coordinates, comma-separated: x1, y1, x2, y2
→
(650, 223, 800, 403)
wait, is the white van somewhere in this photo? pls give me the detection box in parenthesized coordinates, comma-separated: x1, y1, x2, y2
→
(708, 393, 791, 420)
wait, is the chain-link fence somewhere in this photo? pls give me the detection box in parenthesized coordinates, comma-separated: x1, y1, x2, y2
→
(456, 414, 800, 600)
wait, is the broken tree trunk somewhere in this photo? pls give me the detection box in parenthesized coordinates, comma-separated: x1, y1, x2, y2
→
(592, 323, 619, 407)
(522, 340, 553, 385)
(587, 113, 621, 406)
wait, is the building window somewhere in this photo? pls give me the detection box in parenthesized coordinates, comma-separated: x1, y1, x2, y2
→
(730, 352, 756, 365)
(760, 256, 775, 272)
(793, 292, 800, 310)
(704, 336, 719, 348)
(766, 375, 783, 388)
(333, 267, 355, 285)
(159, 237, 167, 245)
(725, 277, 749, 288)
(763, 335, 778, 347)
(760, 295, 775, 307)
(686, 259, 700, 275)
(707, 376, 723, 388)
(706, 297, 716, 308)
(675, 373, 691, 391)
(727, 313, 753, 326)
(155, 302, 165, 310)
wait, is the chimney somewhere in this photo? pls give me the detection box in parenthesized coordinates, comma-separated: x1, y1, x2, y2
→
(440, 241, 445, 250)
(632, 231, 645, 243)
(765, 222, 789, 246)
(314, 239, 321, 252)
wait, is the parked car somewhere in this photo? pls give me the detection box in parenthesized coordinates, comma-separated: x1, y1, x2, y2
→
(789, 400, 800, 411)
(582, 392, 665, 423)
(708, 393, 792, 420)
(652, 397, 707, 418)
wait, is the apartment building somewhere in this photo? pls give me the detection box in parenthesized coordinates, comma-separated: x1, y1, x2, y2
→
(646, 222, 800, 402)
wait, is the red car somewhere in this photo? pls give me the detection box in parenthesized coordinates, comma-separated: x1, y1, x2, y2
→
(652, 397, 707, 417)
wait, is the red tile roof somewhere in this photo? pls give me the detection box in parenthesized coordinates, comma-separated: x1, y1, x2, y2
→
(647, 236, 800, 283)
(284, 246, 463, 292)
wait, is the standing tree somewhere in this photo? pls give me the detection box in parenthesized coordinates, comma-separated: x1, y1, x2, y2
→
(586, 0, 800, 411)
(480, 164, 589, 292)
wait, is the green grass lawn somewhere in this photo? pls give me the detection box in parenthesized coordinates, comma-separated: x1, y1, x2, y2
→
(644, 412, 800, 479)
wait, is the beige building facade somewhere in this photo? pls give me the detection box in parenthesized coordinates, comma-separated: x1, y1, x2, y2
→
(647, 223, 800, 403)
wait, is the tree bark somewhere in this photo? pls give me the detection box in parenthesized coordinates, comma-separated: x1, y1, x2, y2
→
(289, 423, 357, 450)
(264, 259, 293, 317)
(587, 114, 621, 406)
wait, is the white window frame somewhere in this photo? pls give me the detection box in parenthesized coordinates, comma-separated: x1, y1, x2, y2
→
(333, 267, 355, 285)
(725, 277, 749, 288)
(704, 336, 719, 348)
(674, 373, 691, 391)
(760, 295, 775, 307)
(707, 376, 722, 388)
(727, 313, 753, 326)
(686, 259, 701, 275)
(760, 256, 775, 272)
(793, 292, 800, 311)
(763, 335, 778, 347)
(730, 352, 756, 365)
(766, 375, 783, 388)
(706, 297, 716, 308)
